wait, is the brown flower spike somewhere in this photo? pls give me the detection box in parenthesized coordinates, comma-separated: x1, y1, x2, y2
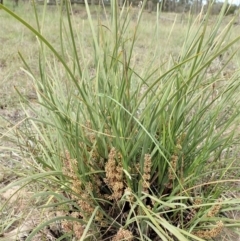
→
(142, 154, 152, 193)
(104, 148, 124, 200)
(112, 228, 134, 241)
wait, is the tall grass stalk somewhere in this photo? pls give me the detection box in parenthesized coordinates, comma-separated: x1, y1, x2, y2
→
(1, 0, 240, 240)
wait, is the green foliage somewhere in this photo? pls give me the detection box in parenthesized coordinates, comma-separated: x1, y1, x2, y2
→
(1, 1, 240, 240)
(205, 2, 238, 16)
(225, 3, 238, 16)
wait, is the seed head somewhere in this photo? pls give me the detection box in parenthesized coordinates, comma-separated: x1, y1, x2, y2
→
(112, 228, 133, 241)
(142, 154, 151, 192)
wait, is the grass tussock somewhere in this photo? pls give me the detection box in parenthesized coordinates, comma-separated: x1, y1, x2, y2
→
(1, 0, 240, 240)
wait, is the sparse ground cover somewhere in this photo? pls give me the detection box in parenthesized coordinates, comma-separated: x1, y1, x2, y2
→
(0, 1, 240, 240)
